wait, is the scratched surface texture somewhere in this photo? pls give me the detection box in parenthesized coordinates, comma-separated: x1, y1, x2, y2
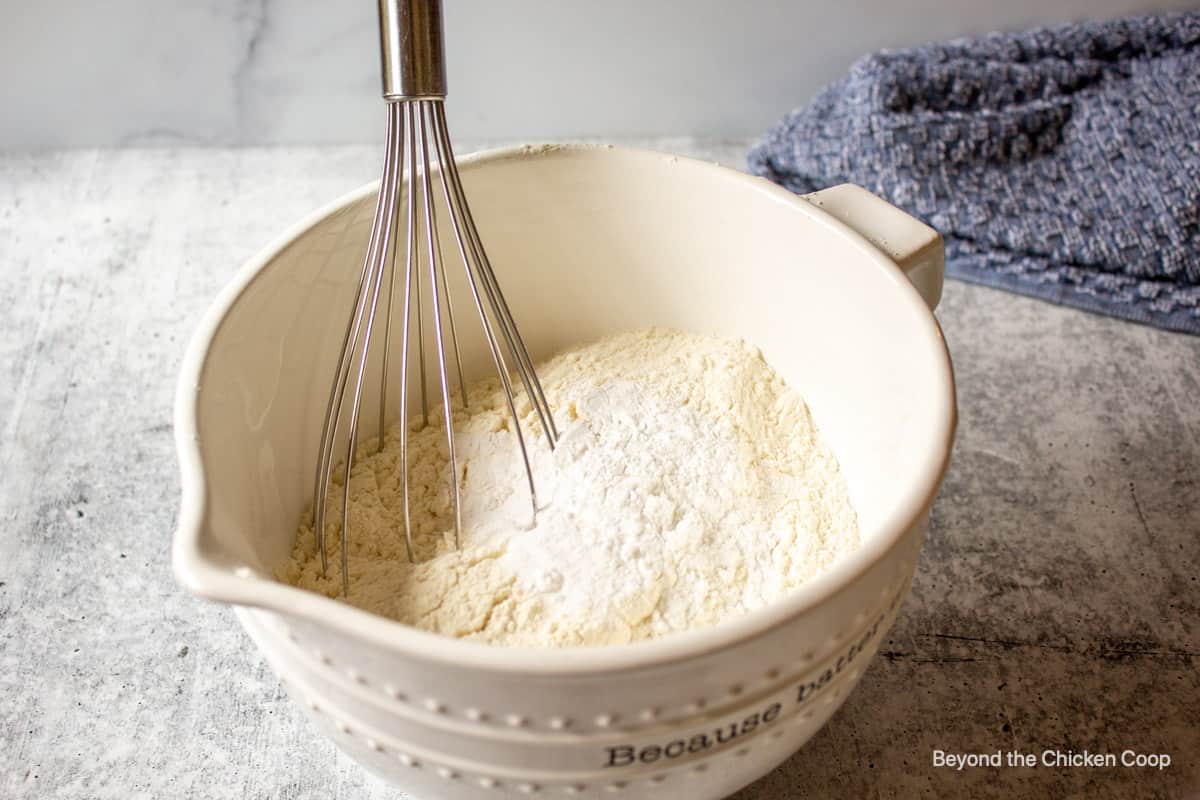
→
(0, 141, 1197, 799)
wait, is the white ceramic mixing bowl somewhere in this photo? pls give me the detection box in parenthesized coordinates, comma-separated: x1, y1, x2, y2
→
(173, 144, 956, 799)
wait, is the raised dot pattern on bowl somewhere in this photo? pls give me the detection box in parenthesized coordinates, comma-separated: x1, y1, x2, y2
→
(272, 568, 912, 740)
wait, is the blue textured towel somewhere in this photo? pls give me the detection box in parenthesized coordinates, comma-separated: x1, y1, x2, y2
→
(749, 12, 1200, 334)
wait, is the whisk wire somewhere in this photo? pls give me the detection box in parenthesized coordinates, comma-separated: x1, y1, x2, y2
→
(311, 102, 402, 576)
(421, 110, 470, 416)
(312, 102, 406, 594)
(429, 104, 540, 511)
(431, 104, 560, 447)
(396, 103, 419, 562)
(408, 105, 430, 429)
(379, 103, 409, 449)
(414, 100, 464, 550)
(340, 108, 409, 595)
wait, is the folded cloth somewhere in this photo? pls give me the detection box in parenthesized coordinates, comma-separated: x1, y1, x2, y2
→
(748, 12, 1200, 334)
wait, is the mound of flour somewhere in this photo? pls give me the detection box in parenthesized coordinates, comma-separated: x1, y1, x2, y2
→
(278, 329, 858, 647)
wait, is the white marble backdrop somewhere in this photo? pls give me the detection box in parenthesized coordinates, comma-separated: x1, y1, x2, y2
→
(3, 0, 1199, 148)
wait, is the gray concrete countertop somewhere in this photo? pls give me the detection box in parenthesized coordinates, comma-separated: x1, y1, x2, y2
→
(1, 139, 1197, 799)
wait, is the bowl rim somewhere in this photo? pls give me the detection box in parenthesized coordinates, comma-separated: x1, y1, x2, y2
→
(172, 142, 957, 675)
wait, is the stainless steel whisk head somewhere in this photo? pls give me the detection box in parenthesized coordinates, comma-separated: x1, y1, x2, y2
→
(312, 0, 558, 594)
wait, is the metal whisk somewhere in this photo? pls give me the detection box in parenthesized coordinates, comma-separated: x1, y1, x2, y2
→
(313, 0, 558, 593)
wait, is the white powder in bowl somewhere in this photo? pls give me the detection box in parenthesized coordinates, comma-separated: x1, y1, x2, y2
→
(278, 328, 859, 647)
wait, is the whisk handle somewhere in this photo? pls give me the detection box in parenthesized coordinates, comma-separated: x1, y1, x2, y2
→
(378, 0, 447, 99)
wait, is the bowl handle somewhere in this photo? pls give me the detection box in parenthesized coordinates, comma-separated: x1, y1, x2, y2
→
(802, 184, 944, 311)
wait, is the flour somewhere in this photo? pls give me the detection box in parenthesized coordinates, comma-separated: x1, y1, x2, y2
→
(278, 329, 859, 647)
